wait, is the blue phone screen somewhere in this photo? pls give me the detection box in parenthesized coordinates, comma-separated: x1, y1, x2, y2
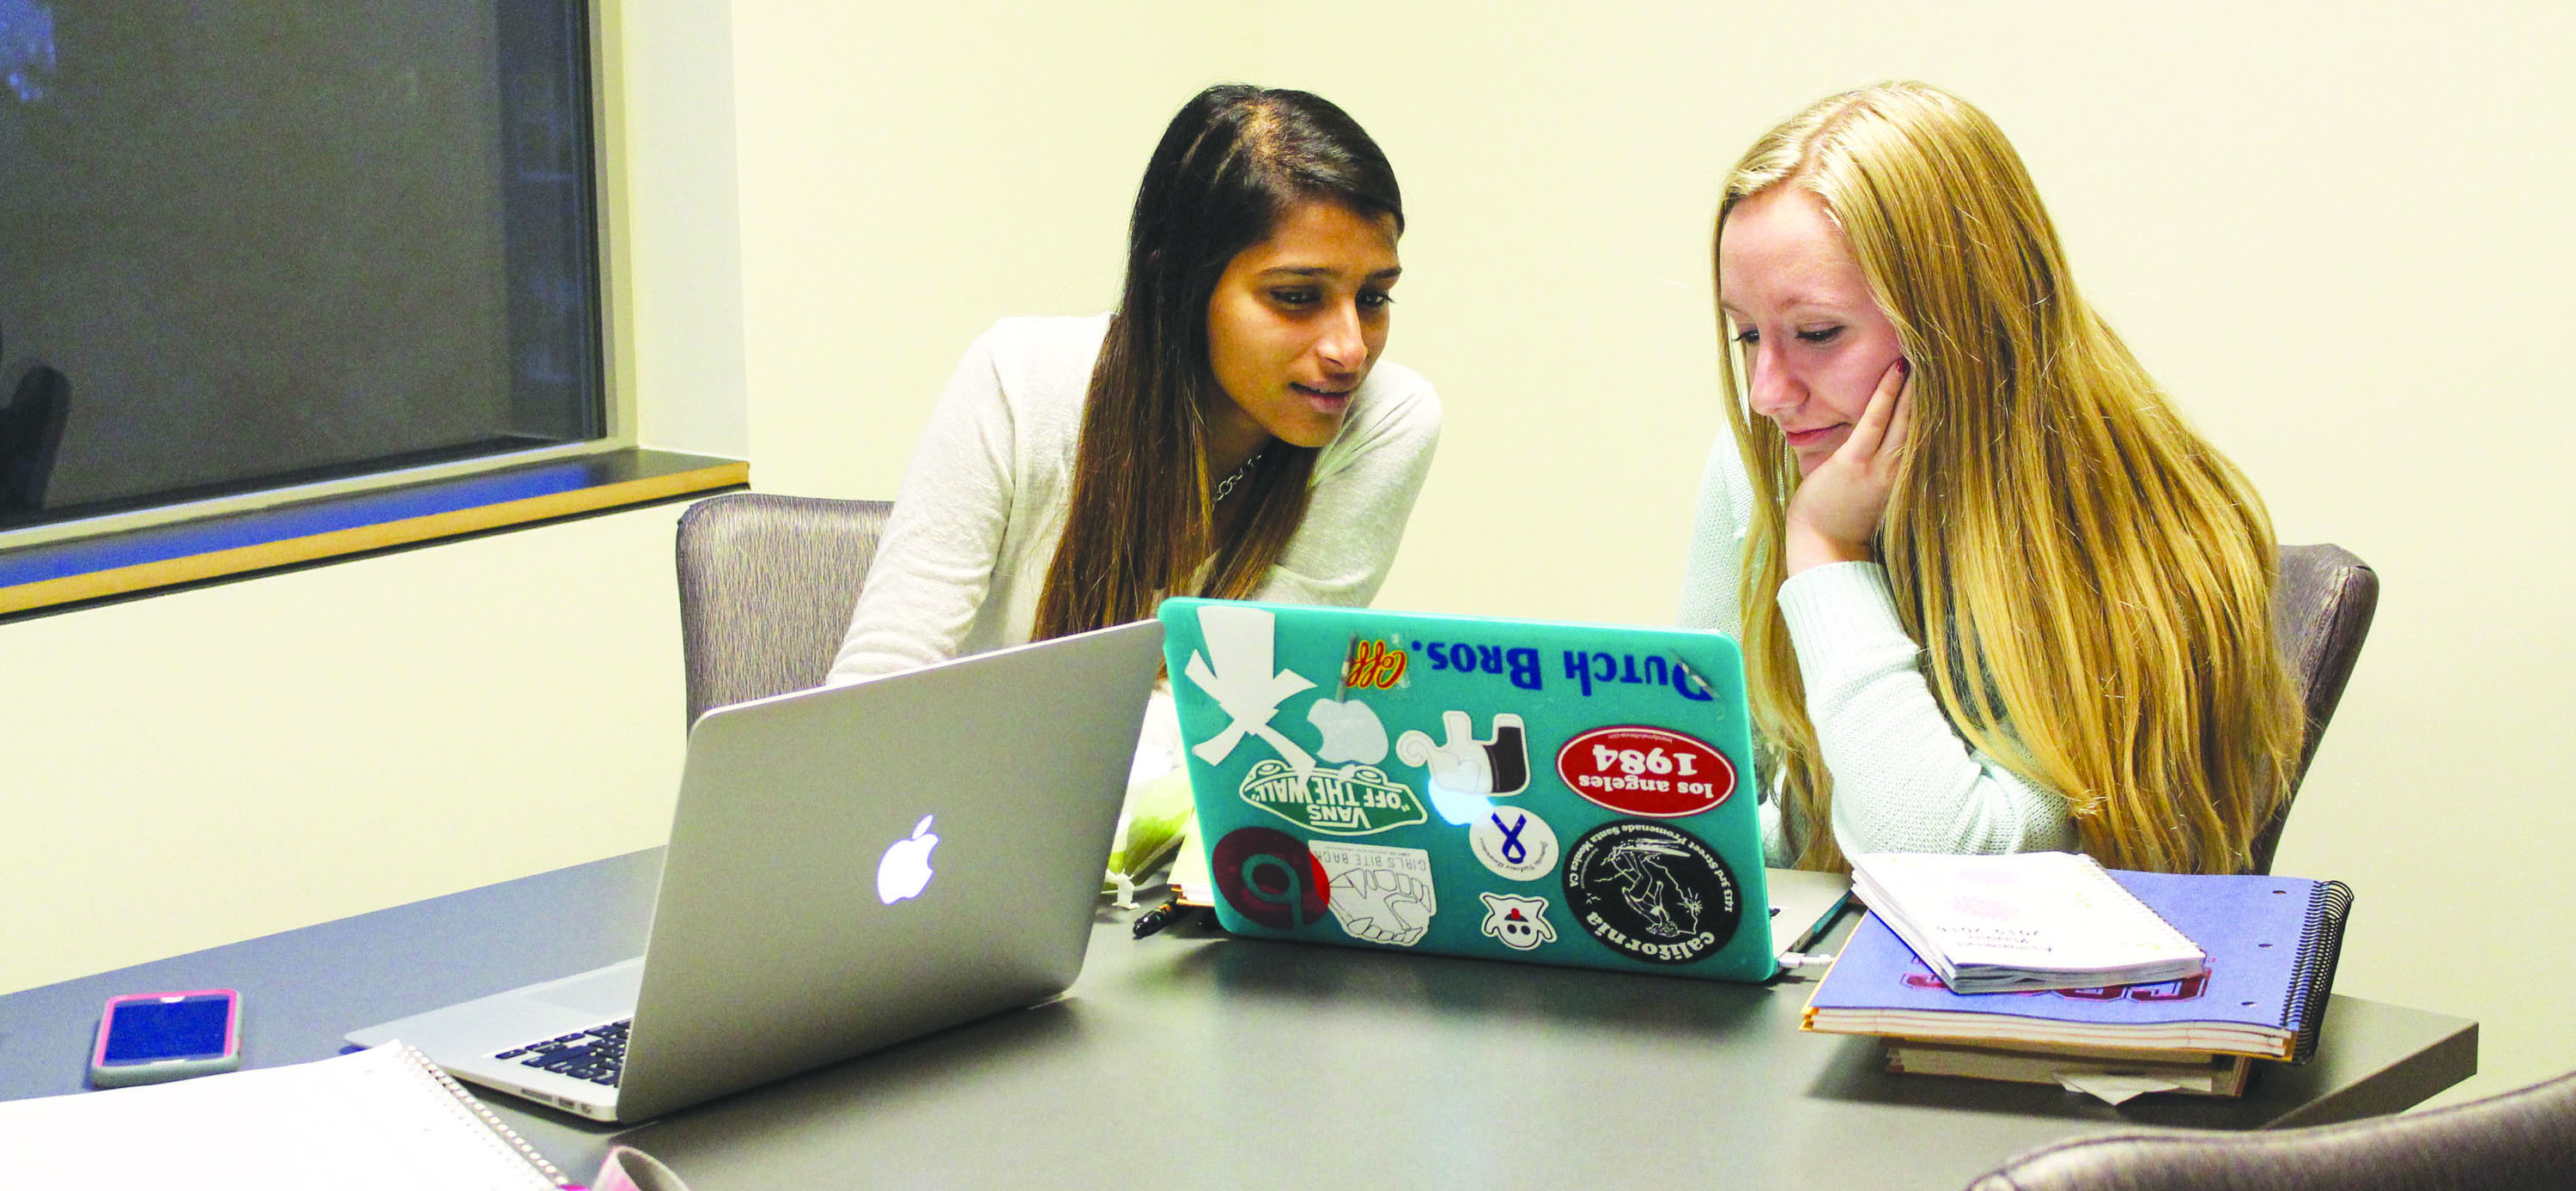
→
(103, 996, 231, 1063)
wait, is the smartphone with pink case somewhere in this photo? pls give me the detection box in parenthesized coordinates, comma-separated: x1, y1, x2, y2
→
(89, 989, 242, 1088)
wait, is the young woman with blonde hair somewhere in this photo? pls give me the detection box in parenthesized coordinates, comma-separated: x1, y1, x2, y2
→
(831, 85, 1438, 681)
(1681, 82, 2302, 875)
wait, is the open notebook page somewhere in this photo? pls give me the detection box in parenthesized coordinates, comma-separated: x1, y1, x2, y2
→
(0, 1042, 568, 1190)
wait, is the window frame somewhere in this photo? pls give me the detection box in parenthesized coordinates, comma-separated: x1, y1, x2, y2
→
(0, 0, 744, 617)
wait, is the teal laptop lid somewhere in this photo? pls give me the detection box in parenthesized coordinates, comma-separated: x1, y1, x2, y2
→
(1159, 598, 1775, 982)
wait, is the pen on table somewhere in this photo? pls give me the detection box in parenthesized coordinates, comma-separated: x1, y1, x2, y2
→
(1133, 892, 1195, 939)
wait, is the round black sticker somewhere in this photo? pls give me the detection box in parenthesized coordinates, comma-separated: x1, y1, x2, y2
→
(1211, 827, 1329, 930)
(1559, 819, 1741, 963)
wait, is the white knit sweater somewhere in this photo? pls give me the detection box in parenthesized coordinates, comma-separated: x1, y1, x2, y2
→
(1676, 434, 2075, 865)
(829, 314, 1441, 680)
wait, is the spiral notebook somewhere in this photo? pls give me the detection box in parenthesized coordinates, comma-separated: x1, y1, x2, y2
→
(1803, 871, 2354, 1061)
(0, 1042, 573, 1189)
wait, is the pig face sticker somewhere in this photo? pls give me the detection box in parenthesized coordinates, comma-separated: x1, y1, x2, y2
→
(1478, 891, 1558, 951)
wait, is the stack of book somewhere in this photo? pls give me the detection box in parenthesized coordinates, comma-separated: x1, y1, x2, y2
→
(1849, 851, 2207, 993)
(1805, 856, 2352, 1099)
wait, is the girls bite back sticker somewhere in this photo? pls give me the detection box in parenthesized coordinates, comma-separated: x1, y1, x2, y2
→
(1559, 820, 1741, 963)
(1311, 841, 1437, 946)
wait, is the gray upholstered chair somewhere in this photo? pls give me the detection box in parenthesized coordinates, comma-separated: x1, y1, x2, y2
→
(1964, 1068, 2576, 1190)
(673, 492, 893, 726)
(2252, 544, 2379, 875)
(2, 319, 71, 515)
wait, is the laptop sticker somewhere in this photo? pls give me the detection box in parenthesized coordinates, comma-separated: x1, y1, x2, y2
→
(1306, 697, 1390, 765)
(1479, 892, 1559, 951)
(1560, 820, 1743, 964)
(1236, 759, 1428, 836)
(1562, 650, 1719, 700)
(1467, 805, 1560, 882)
(1410, 636, 1544, 690)
(1556, 726, 1737, 817)
(1212, 827, 1331, 930)
(1182, 603, 1320, 769)
(1312, 842, 1437, 946)
(1182, 604, 1430, 836)
(1395, 710, 1531, 825)
(1340, 635, 1410, 690)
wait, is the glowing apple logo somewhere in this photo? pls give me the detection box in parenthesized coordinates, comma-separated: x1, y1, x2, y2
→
(876, 815, 940, 905)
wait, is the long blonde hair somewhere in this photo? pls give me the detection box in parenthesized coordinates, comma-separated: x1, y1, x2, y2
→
(1715, 82, 2303, 874)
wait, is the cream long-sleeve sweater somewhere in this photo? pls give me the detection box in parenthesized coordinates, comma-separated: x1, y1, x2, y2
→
(1677, 435, 2075, 865)
(829, 314, 1441, 681)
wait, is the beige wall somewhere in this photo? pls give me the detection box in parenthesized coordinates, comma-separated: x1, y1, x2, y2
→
(0, 0, 745, 994)
(730, 3, 1262, 491)
(0, 504, 690, 988)
(7, 1, 2570, 1109)
(737, 1, 2576, 1102)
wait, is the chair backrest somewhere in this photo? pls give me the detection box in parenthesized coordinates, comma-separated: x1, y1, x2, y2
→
(674, 492, 893, 726)
(2, 362, 70, 513)
(2254, 544, 2379, 874)
(1965, 1068, 2576, 1191)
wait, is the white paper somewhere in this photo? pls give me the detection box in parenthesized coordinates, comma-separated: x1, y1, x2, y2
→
(2056, 1071, 2187, 1105)
(1852, 851, 2205, 992)
(0, 1044, 559, 1190)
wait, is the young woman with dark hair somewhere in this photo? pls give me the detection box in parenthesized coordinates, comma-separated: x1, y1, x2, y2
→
(829, 85, 1439, 682)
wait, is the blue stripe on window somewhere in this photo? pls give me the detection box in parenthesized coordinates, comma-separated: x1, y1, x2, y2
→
(0, 465, 592, 588)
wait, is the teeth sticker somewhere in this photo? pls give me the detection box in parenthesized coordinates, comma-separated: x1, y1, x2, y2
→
(1305, 698, 1390, 765)
(1479, 892, 1558, 951)
(1312, 841, 1437, 947)
(1468, 805, 1560, 881)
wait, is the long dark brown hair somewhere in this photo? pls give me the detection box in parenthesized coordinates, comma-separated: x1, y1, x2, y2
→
(1032, 84, 1403, 641)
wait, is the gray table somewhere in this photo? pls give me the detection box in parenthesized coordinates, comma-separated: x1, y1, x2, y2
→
(0, 848, 2477, 1189)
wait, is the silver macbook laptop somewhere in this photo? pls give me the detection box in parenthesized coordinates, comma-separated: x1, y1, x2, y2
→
(348, 620, 1164, 1122)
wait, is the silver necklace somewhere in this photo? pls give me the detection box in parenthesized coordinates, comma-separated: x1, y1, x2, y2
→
(1212, 450, 1263, 503)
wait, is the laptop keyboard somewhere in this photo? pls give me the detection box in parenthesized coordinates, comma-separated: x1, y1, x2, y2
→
(494, 1019, 629, 1086)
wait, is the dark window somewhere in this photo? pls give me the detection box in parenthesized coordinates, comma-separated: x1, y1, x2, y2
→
(0, 0, 605, 530)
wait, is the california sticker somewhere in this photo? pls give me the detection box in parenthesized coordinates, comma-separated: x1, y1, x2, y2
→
(1559, 820, 1741, 964)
